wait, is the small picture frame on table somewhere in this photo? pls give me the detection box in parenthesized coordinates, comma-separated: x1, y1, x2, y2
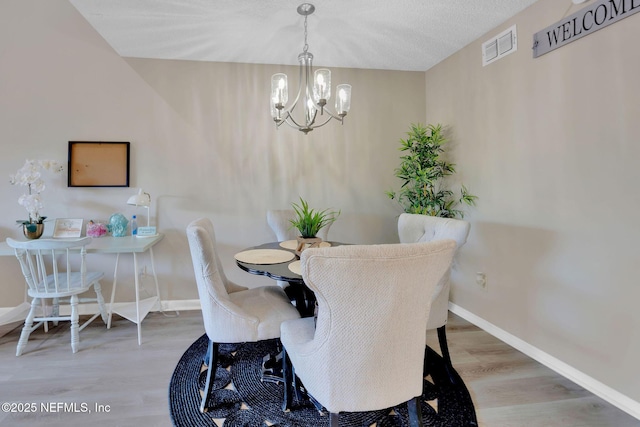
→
(53, 218, 83, 238)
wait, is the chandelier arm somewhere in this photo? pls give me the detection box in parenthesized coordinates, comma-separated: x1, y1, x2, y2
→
(279, 92, 301, 118)
(281, 112, 306, 130)
(275, 74, 346, 131)
(308, 114, 336, 129)
(282, 120, 307, 131)
(302, 55, 317, 127)
(274, 111, 290, 128)
(307, 106, 319, 127)
(282, 118, 313, 134)
(310, 103, 345, 121)
(276, 53, 306, 119)
(283, 110, 336, 132)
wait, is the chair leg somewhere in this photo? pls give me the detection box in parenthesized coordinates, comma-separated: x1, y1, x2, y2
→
(42, 299, 49, 332)
(285, 284, 309, 317)
(329, 412, 340, 427)
(70, 295, 80, 353)
(16, 298, 39, 357)
(437, 326, 457, 384)
(408, 397, 424, 427)
(203, 339, 213, 366)
(93, 282, 108, 324)
(282, 349, 293, 412)
(293, 367, 304, 403)
(200, 340, 218, 413)
(52, 297, 59, 327)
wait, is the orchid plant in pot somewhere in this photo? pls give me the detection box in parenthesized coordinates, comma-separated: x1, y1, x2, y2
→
(289, 197, 340, 255)
(9, 159, 64, 239)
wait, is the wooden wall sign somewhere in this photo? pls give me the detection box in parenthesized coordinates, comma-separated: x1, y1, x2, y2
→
(533, 0, 640, 58)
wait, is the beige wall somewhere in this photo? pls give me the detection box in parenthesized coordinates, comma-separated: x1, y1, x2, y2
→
(2, 0, 639, 412)
(428, 0, 640, 403)
(0, 2, 423, 304)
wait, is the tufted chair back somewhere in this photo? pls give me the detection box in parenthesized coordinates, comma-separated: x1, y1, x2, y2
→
(397, 213, 470, 331)
(280, 240, 456, 416)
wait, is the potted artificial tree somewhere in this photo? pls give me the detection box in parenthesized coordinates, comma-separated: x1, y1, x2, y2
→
(387, 123, 477, 218)
(290, 197, 340, 255)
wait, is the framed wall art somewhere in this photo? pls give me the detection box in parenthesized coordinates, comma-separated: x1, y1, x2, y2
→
(68, 141, 130, 187)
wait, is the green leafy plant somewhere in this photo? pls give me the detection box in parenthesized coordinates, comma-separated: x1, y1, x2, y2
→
(290, 198, 340, 238)
(387, 123, 477, 218)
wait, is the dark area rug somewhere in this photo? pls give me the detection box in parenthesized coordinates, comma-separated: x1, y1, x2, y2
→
(169, 334, 477, 426)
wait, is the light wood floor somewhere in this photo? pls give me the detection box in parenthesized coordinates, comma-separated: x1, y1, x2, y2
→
(0, 310, 637, 427)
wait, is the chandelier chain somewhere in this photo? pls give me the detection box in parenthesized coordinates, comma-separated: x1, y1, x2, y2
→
(303, 15, 309, 53)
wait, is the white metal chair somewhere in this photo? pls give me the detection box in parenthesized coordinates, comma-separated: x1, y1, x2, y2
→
(186, 218, 300, 413)
(397, 213, 470, 380)
(280, 240, 457, 426)
(6, 237, 108, 356)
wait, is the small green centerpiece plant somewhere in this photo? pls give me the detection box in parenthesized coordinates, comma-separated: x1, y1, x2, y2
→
(387, 123, 477, 218)
(290, 197, 340, 238)
(290, 197, 340, 254)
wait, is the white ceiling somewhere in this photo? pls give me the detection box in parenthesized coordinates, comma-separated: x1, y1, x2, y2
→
(68, 0, 540, 72)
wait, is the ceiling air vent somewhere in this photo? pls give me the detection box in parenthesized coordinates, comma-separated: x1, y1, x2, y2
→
(482, 25, 517, 66)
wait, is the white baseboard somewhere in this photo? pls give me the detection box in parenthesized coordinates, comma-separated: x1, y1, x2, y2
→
(0, 299, 203, 325)
(0, 302, 31, 325)
(449, 302, 640, 421)
(159, 299, 202, 312)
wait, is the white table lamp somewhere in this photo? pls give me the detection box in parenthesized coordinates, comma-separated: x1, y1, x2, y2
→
(127, 189, 151, 227)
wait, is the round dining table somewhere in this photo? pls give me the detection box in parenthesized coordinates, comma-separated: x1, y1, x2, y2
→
(235, 241, 303, 282)
(235, 240, 343, 317)
(235, 240, 343, 383)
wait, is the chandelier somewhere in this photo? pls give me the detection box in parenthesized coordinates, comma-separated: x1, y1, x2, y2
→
(270, 3, 352, 134)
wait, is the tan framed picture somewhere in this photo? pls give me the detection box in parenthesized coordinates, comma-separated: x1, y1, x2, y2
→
(53, 218, 83, 238)
(68, 141, 130, 187)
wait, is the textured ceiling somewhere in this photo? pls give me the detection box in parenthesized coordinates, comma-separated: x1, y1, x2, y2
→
(68, 0, 540, 72)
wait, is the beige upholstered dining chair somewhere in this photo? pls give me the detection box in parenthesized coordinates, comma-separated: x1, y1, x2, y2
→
(280, 240, 457, 426)
(6, 237, 108, 356)
(186, 218, 300, 413)
(397, 213, 470, 380)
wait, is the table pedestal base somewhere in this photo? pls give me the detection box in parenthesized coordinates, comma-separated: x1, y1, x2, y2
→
(261, 352, 284, 384)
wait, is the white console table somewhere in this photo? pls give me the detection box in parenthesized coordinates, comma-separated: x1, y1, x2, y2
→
(0, 234, 165, 345)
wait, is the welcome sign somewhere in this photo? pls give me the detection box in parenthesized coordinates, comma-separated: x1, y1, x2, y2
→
(533, 0, 640, 58)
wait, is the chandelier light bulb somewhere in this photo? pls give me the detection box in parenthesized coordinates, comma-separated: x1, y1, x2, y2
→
(271, 73, 289, 120)
(306, 98, 316, 122)
(313, 69, 331, 104)
(336, 84, 351, 116)
(271, 73, 288, 106)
